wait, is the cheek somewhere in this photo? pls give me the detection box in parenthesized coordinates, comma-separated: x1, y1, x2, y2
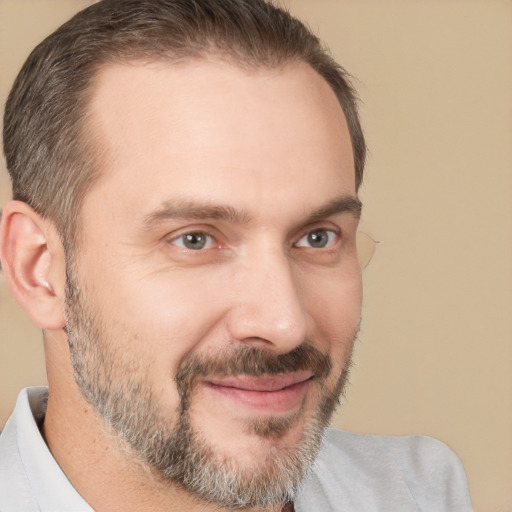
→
(302, 267, 362, 353)
(81, 268, 229, 415)
(95, 268, 228, 365)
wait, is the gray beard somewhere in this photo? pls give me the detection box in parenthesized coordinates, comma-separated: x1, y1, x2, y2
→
(64, 263, 353, 510)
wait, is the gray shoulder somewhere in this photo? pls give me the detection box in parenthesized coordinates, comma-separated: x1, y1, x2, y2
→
(295, 428, 473, 512)
(321, 428, 467, 484)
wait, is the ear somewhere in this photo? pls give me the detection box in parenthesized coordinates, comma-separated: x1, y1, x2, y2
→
(0, 200, 67, 330)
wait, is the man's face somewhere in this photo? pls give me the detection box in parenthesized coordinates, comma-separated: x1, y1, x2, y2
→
(66, 59, 362, 508)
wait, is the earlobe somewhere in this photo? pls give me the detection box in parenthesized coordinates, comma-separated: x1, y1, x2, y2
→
(0, 201, 66, 330)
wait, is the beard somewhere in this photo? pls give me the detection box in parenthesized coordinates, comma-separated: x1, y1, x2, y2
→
(64, 261, 355, 510)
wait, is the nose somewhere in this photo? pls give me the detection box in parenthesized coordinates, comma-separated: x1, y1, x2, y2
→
(225, 247, 309, 353)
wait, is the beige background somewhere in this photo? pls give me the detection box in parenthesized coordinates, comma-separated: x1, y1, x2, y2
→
(1, 1, 511, 511)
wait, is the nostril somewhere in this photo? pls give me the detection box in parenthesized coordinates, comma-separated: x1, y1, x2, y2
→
(238, 337, 278, 351)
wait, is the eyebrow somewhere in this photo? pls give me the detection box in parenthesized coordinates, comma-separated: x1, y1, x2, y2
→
(142, 199, 252, 228)
(142, 195, 362, 230)
(305, 196, 362, 222)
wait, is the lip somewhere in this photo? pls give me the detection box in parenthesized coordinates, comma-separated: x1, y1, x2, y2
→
(204, 371, 314, 413)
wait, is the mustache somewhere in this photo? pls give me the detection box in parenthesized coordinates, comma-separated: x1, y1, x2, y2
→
(175, 343, 332, 408)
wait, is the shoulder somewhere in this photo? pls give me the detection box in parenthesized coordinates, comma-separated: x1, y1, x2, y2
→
(322, 428, 466, 480)
(295, 428, 473, 512)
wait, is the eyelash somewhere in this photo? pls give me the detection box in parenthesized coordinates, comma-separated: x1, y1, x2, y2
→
(168, 227, 340, 252)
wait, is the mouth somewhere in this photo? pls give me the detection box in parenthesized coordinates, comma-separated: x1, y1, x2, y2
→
(203, 371, 314, 414)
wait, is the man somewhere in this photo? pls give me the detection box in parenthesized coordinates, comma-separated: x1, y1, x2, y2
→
(0, 1, 472, 510)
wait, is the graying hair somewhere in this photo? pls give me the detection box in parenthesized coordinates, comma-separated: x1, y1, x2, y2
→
(3, 0, 366, 248)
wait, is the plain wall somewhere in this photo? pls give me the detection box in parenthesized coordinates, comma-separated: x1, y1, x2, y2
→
(1, 1, 511, 511)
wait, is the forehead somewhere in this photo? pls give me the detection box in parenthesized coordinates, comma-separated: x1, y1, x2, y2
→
(83, 59, 355, 225)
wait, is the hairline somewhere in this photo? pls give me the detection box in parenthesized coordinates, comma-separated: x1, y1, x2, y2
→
(69, 52, 359, 256)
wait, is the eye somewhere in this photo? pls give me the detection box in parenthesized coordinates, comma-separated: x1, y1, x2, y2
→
(170, 231, 215, 250)
(295, 228, 338, 249)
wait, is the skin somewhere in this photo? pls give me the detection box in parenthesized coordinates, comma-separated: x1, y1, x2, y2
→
(0, 59, 362, 511)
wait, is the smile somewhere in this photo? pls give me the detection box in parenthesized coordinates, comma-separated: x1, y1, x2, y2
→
(204, 372, 314, 413)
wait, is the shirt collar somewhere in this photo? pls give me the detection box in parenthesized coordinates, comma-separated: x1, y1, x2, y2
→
(15, 387, 93, 511)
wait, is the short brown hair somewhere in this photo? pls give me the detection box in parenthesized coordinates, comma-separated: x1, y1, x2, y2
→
(3, 0, 366, 247)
